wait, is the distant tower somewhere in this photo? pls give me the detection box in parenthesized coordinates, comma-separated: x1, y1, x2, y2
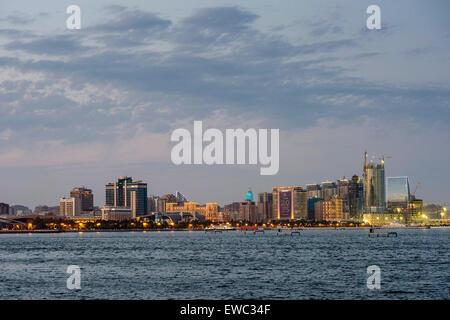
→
(246, 188, 254, 201)
(363, 152, 386, 213)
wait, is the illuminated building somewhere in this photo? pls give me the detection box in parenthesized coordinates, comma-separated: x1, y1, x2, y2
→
(273, 186, 308, 221)
(363, 152, 386, 213)
(158, 194, 177, 212)
(314, 195, 345, 221)
(101, 206, 132, 221)
(59, 197, 81, 217)
(105, 176, 148, 218)
(70, 187, 94, 212)
(165, 201, 223, 222)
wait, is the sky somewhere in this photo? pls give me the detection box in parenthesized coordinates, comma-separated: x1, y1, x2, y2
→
(0, 0, 449, 209)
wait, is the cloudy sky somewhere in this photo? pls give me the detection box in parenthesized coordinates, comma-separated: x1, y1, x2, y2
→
(0, 0, 449, 209)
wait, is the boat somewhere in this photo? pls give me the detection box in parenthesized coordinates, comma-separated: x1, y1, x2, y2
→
(385, 222, 406, 228)
(205, 224, 235, 232)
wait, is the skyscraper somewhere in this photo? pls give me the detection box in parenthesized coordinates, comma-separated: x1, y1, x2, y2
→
(257, 192, 273, 222)
(273, 186, 308, 221)
(321, 181, 337, 201)
(306, 184, 321, 199)
(105, 176, 148, 218)
(363, 152, 386, 213)
(348, 175, 364, 219)
(314, 195, 345, 222)
(337, 178, 350, 216)
(70, 187, 94, 212)
(387, 176, 410, 207)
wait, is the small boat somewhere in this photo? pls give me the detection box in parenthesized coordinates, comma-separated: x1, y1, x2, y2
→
(205, 224, 235, 232)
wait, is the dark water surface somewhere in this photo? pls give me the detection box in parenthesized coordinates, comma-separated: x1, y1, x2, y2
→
(0, 229, 448, 299)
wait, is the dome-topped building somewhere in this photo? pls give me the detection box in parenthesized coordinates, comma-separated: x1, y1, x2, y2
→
(246, 188, 253, 201)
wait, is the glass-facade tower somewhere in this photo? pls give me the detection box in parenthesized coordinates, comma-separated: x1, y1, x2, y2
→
(387, 176, 410, 207)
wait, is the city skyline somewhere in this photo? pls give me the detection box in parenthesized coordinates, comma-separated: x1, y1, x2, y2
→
(0, 153, 432, 211)
(0, 1, 449, 208)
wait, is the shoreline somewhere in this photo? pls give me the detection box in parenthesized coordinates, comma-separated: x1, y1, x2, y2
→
(1, 226, 448, 234)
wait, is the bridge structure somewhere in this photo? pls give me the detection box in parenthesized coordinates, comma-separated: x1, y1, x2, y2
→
(0, 217, 27, 228)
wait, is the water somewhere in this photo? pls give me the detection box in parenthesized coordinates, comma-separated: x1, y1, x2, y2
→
(0, 229, 448, 299)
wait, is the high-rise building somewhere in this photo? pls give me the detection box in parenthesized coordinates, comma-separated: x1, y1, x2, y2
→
(337, 178, 350, 216)
(306, 184, 321, 199)
(148, 195, 156, 213)
(257, 192, 273, 222)
(308, 197, 322, 220)
(348, 175, 364, 219)
(239, 200, 258, 223)
(314, 195, 345, 221)
(105, 176, 148, 218)
(59, 197, 81, 217)
(387, 177, 410, 208)
(363, 152, 386, 213)
(273, 186, 308, 221)
(70, 187, 94, 212)
(0, 203, 9, 215)
(223, 202, 241, 220)
(321, 181, 337, 201)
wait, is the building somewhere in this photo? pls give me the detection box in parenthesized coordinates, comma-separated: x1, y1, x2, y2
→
(223, 202, 241, 221)
(148, 195, 157, 213)
(273, 186, 308, 221)
(59, 197, 81, 217)
(314, 195, 345, 221)
(158, 194, 177, 212)
(239, 200, 258, 223)
(257, 192, 273, 222)
(307, 197, 322, 220)
(321, 181, 337, 201)
(105, 176, 148, 218)
(165, 201, 223, 222)
(101, 206, 132, 221)
(306, 184, 321, 199)
(0, 203, 9, 216)
(70, 187, 94, 212)
(348, 175, 364, 219)
(387, 176, 410, 208)
(337, 178, 350, 216)
(363, 152, 386, 213)
(9, 205, 32, 216)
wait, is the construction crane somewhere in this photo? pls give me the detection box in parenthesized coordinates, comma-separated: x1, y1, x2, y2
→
(411, 182, 420, 197)
(378, 155, 392, 165)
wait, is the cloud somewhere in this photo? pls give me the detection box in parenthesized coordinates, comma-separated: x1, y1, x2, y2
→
(4, 34, 91, 55)
(0, 4, 448, 207)
(0, 128, 13, 141)
(0, 14, 35, 25)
